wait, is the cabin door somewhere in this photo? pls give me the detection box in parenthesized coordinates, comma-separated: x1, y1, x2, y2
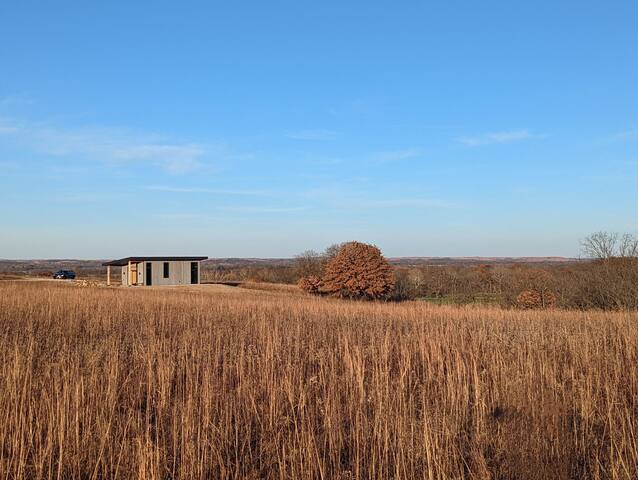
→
(146, 262, 152, 286)
(130, 263, 138, 285)
(190, 262, 198, 284)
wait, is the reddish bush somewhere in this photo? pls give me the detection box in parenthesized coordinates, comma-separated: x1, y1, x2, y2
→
(298, 275, 323, 294)
(319, 242, 395, 300)
(516, 289, 557, 309)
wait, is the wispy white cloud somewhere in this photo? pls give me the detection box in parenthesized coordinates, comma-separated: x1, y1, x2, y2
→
(145, 185, 271, 196)
(220, 205, 308, 214)
(54, 192, 132, 203)
(355, 198, 453, 209)
(286, 129, 338, 140)
(0, 94, 34, 106)
(152, 205, 307, 219)
(458, 129, 540, 147)
(0, 117, 216, 174)
(305, 156, 345, 166)
(152, 213, 204, 220)
(299, 148, 423, 167)
(373, 148, 423, 163)
(607, 128, 638, 142)
(326, 98, 373, 117)
(303, 184, 453, 210)
(0, 119, 20, 134)
(111, 144, 206, 174)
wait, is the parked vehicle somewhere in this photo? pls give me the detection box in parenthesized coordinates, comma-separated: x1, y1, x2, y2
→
(53, 270, 76, 280)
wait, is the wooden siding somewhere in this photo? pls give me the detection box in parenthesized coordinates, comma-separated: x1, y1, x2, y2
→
(143, 260, 199, 286)
(120, 261, 201, 286)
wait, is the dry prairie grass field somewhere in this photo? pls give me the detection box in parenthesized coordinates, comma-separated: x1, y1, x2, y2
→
(1, 281, 637, 479)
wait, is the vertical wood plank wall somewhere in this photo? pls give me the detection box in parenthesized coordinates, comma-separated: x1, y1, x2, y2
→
(119, 261, 201, 286)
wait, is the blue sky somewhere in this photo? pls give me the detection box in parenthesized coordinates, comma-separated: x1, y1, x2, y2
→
(1, 1, 637, 258)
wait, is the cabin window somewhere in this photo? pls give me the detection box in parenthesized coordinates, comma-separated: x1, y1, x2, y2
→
(163, 262, 169, 278)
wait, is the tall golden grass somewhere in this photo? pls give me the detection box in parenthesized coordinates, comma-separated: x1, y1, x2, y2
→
(0, 281, 637, 479)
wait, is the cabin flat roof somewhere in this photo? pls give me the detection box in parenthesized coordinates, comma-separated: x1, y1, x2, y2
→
(103, 256, 208, 266)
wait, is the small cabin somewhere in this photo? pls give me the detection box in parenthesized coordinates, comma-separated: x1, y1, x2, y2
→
(102, 256, 208, 286)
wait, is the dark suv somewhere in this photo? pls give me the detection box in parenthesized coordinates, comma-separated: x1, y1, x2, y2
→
(53, 270, 76, 280)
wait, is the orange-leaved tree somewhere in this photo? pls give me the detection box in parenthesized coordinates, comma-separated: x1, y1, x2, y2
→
(317, 241, 395, 300)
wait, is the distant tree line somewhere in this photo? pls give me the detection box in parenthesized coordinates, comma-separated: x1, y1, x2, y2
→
(391, 231, 638, 309)
(201, 231, 638, 310)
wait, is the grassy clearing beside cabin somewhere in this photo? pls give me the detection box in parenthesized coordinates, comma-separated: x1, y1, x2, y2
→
(0, 281, 637, 479)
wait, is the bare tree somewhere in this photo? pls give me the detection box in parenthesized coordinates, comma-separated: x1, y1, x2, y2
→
(323, 243, 345, 262)
(296, 244, 348, 284)
(294, 250, 323, 278)
(582, 231, 638, 259)
(619, 233, 638, 258)
(581, 231, 619, 259)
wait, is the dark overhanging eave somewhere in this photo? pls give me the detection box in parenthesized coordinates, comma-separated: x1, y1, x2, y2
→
(102, 256, 208, 267)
